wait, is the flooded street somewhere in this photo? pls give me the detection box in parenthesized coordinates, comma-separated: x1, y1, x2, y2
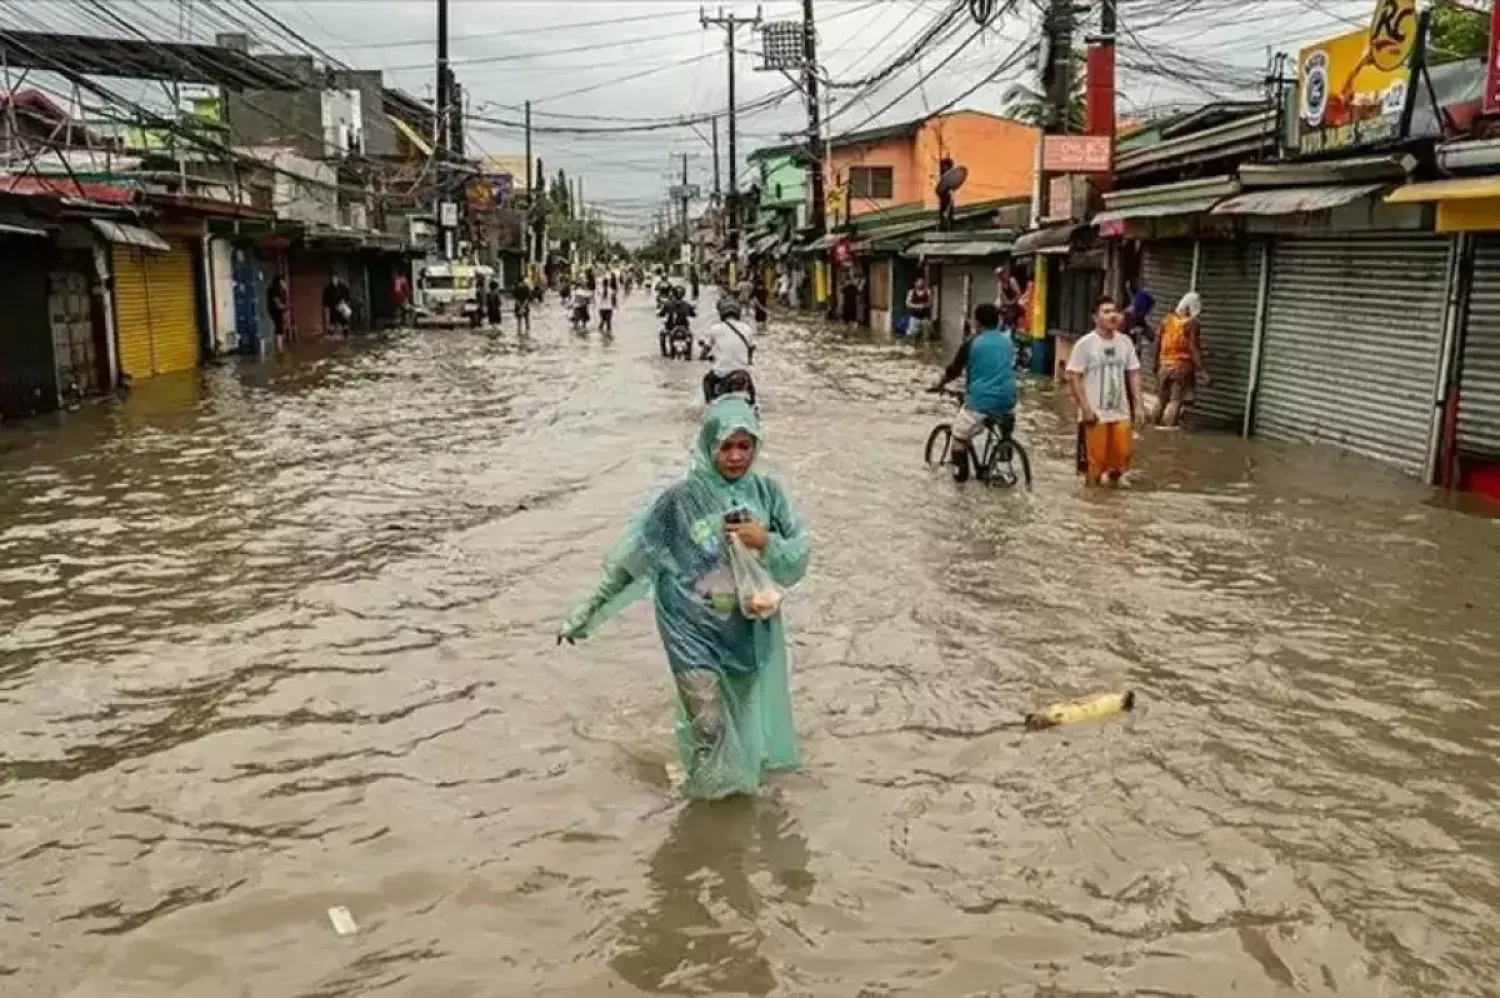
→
(7, 290, 1500, 997)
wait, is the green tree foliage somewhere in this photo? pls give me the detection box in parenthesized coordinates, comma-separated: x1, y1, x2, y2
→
(1002, 54, 1087, 131)
(1428, 2, 1488, 65)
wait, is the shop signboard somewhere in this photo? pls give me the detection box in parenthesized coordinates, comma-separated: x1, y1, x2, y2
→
(1041, 135, 1111, 173)
(1295, 0, 1418, 155)
(1045, 175, 1074, 221)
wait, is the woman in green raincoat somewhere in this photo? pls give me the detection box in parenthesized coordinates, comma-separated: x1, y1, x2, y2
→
(558, 396, 809, 799)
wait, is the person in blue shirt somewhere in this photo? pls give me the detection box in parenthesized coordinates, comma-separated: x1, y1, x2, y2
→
(929, 302, 1018, 482)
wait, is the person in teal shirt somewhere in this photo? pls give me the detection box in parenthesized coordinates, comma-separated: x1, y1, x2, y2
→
(930, 302, 1018, 482)
(558, 396, 809, 799)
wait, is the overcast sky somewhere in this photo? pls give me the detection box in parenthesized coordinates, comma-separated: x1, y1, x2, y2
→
(7, 0, 1377, 241)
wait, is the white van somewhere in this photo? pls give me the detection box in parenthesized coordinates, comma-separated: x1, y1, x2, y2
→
(414, 262, 494, 327)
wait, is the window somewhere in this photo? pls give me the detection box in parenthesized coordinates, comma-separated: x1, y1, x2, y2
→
(848, 165, 894, 200)
(774, 183, 783, 201)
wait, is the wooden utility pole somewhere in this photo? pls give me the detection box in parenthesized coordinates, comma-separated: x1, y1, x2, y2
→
(435, 0, 453, 259)
(524, 100, 533, 270)
(803, 0, 824, 238)
(701, 5, 762, 266)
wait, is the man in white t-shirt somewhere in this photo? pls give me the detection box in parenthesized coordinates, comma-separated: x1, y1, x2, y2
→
(702, 297, 756, 404)
(1066, 295, 1143, 485)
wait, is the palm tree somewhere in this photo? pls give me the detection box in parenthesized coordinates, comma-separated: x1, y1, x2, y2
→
(1002, 57, 1087, 131)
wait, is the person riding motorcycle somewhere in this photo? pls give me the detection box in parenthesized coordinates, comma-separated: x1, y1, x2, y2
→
(701, 297, 756, 405)
(658, 286, 696, 358)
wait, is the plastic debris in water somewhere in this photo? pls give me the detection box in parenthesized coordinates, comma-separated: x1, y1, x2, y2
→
(1024, 690, 1135, 731)
(327, 906, 358, 936)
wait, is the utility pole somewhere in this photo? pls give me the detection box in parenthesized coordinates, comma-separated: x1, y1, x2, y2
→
(680, 153, 691, 245)
(711, 116, 722, 203)
(1036, 0, 1076, 222)
(435, 0, 453, 260)
(701, 5, 762, 275)
(802, 0, 824, 238)
(524, 101, 533, 272)
(533, 155, 546, 276)
(578, 175, 586, 263)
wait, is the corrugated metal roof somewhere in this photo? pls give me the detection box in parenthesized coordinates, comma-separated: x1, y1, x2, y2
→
(92, 219, 169, 251)
(1093, 196, 1223, 225)
(1211, 184, 1386, 216)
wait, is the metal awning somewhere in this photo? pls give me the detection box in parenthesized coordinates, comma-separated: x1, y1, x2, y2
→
(1011, 223, 1082, 256)
(0, 31, 299, 89)
(903, 237, 1013, 259)
(802, 232, 840, 252)
(91, 219, 169, 251)
(855, 219, 935, 253)
(0, 219, 49, 238)
(1093, 196, 1223, 225)
(1385, 176, 1500, 204)
(1211, 184, 1386, 216)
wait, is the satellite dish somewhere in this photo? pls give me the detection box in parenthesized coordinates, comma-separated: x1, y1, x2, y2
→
(937, 164, 969, 194)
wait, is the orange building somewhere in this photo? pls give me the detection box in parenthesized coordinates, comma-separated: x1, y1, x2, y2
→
(824, 110, 1039, 221)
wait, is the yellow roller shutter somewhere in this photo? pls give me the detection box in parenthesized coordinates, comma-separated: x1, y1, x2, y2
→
(112, 239, 200, 379)
(112, 245, 153, 380)
(145, 240, 199, 375)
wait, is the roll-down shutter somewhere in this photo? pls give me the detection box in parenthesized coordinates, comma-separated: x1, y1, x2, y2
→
(112, 239, 200, 379)
(1192, 240, 1262, 428)
(1256, 234, 1449, 472)
(1139, 241, 1195, 387)
(1457, 236, 1500, 459)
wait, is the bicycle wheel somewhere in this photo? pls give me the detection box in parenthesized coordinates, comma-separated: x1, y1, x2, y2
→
(924, 424, 953, 467)
(1013, 439, 1033, 490)
(984, 436, 1020, 488)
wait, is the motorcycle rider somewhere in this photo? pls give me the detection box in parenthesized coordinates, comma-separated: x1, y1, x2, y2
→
(702, 296, 756, 405)
(658, 285, 696, 357)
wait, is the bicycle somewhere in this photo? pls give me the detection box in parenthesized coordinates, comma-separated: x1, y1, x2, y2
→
(923, 388, 1033, 489)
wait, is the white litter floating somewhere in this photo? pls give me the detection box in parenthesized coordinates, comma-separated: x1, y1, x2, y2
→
(327, 906, 358, 936)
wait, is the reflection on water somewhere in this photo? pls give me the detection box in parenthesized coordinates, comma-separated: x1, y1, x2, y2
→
(611, 795, 812, 996)
(4, 299, 1500, 996)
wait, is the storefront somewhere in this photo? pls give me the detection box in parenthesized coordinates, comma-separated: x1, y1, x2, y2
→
(207, 236, 238, 356)
(1458, 235, 1500, 475)
(288, 249, 332, 338)
(1384, 172, 1500, 491)
(1189, 239, 1264, 428)
(1253, 232, 1450, 471)
(103, 222, 202, 382)
(904, 231, 1017, 349)
(0, 225, 59, 418)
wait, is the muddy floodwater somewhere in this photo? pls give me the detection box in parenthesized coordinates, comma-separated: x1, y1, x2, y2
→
(5, 292, 1500, 997)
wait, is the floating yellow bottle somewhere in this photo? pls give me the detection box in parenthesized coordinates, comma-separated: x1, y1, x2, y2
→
(1024, 690, 1136, 731)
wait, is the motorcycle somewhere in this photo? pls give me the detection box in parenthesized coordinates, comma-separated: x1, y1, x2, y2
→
(665, 324, 693, 360)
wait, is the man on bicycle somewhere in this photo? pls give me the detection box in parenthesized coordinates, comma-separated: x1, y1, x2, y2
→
(929, 302, 1017, 482)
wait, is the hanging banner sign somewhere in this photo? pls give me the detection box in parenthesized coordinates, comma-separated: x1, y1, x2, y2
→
(1295, 0, 1417, 155)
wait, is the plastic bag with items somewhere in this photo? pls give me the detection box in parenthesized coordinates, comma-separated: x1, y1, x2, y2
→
(726, 532, 782, 619)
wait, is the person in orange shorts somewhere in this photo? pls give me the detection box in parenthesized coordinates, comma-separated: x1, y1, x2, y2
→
(1066, 295, 1144, 485)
